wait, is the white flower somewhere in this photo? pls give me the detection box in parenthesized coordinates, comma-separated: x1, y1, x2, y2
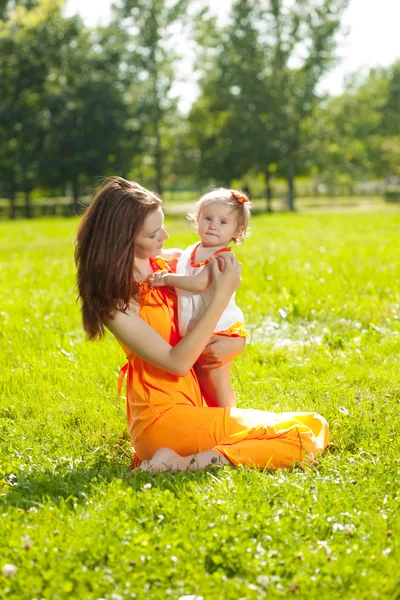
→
(257, 575, 269, 587)
(3, 564, 17, 578)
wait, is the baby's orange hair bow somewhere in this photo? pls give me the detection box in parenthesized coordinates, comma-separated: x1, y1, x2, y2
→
(231, 190, 248, 203)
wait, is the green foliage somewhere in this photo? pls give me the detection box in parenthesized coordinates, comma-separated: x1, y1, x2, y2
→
(1, 213, 400, 598)
(188, 0, 269, 181)
(381, 137, 400, 178)
(310, 62, 400, 190)
(40, 18, 133, 206)
(187, 0, 349, 210)
(0, 0, 65, 214)
(384, 187, 400, 203)
(380, 62, 400, 138)
(0, 1, 133, 214)
(117, 0, 190, 193)
(0, 2, 399, 213)
(0, 0, 39, 20)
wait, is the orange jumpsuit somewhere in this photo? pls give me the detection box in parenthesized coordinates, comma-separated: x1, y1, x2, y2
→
(118, 257, 329, 469)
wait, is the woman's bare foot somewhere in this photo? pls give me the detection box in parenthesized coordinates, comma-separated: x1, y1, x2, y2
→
(138, 447, 230, 473)
(138, 448, 187, 472)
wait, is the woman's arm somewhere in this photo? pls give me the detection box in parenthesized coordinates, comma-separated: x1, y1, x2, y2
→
(106, 255, 241, 377)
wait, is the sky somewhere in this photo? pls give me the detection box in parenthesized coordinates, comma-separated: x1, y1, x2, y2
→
(65, 0, 400, 110)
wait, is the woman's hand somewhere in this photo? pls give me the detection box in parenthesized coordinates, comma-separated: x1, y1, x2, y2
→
(210, 253, 242, 299)
(197, 335, 246, 370)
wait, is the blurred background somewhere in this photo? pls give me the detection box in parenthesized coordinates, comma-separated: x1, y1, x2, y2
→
(0, 0, 399, 219)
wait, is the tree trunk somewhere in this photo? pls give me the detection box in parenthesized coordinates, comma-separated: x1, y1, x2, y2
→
(9, 188, 16, 220)
(148, 4, 162, 197)
(287, 164, 295, 212)
(24, 190, 32, 219)
(72, 176, 80, 216)
(154, 112, 162, 196)
(265, 167, 273, 213)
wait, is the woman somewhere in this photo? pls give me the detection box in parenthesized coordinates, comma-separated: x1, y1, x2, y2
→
(75, 177, 329, 472)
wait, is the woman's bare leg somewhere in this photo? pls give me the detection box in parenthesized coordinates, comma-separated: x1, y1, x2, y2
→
(138, 447, 230, 473)
(195, 360, 236, 408)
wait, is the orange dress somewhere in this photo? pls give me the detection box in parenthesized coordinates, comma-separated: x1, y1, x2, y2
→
(118, 257, 329, 469)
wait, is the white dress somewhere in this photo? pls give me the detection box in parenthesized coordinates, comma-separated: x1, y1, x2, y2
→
(176, 242, 247, 337)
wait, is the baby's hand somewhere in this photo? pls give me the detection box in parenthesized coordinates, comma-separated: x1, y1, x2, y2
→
(148, 270, 169, 288)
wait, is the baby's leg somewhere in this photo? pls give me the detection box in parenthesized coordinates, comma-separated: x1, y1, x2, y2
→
(195, 360, 236, 408)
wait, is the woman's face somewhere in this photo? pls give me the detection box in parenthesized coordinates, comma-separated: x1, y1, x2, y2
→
(135, 207, 169, 258)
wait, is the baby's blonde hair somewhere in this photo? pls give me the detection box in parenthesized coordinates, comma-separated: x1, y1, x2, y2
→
(188, 187, 251, 245)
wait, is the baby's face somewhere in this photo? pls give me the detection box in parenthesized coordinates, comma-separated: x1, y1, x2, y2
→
(197, 203, 240, 247)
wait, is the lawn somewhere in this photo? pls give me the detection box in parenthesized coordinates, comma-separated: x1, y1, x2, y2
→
(0, 212, 399, 600)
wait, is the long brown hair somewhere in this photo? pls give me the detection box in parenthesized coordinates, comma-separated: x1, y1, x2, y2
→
(75, 176, 162, 340)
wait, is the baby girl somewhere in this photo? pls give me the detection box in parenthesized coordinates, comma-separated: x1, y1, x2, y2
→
(149, 188, 251, 408)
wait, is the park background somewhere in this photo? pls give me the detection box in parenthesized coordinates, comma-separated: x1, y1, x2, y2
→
(1, 1, 400, 599)
(1, 0, 400, 217)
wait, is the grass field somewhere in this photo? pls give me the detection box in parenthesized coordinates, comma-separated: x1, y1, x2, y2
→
(0, 212, 399, 600)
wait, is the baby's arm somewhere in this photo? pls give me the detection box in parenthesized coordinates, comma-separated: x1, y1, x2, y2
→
(149, 262, 211, 293)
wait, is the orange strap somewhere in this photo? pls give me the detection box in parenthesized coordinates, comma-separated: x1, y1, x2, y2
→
(118, 361, 133, 396)
(190, 243, 231, 268)
(130, 454, 141, 470)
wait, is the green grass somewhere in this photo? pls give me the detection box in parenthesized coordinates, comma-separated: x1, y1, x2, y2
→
(164, 194, 399, 215)
(0, 213, 399, 600)
(2, 193, 399, 222)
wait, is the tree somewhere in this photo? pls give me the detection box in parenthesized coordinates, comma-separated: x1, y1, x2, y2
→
(381, 61, 400, 137)
(188, 1, 276, 208)
(0, 2, 134, 216)
(0, 0, 65, 217)
(40, 18, 133, 212)
(0, 0, 39, 20)
(380, 61, 400, 178)
(309, 67, 393, 191)
(189, 0, 348, 210)
(117, 0, 190, 195)
(256, 0, 349, 210)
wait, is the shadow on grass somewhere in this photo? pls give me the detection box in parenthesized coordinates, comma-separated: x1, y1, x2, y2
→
(1, 453, 226, 510)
